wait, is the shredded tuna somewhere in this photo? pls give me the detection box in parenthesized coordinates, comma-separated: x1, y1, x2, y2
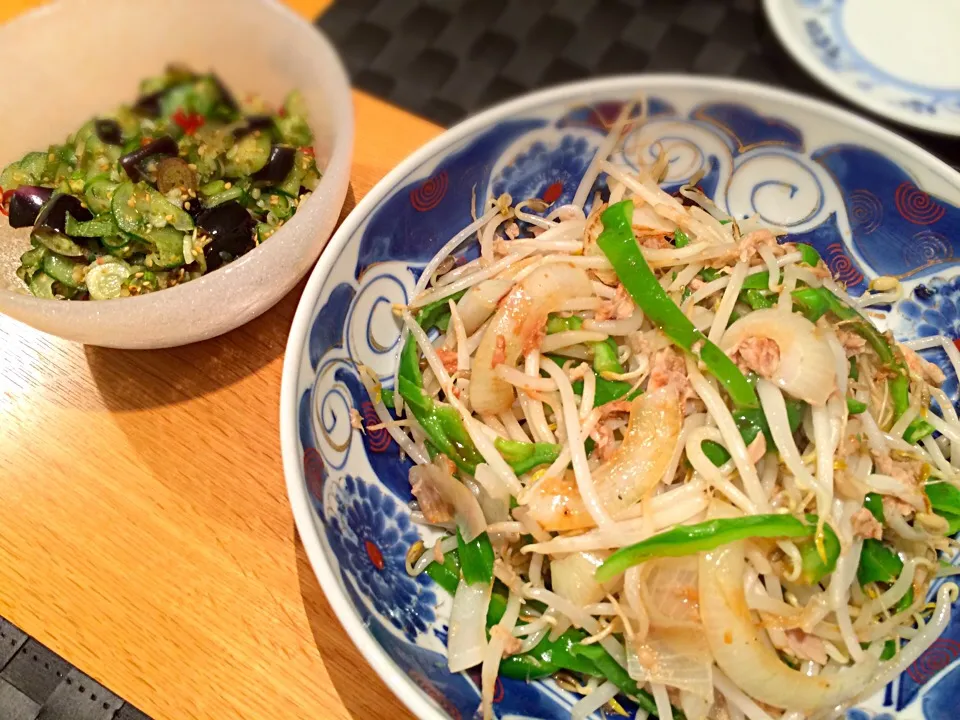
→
(490, 625, 523, 656)
(883, 495, 917, 521)
(732, 336, 781, 377)
(411, 477, 455, 524)
(436, 348, 459, 374)
(836, 328, 867, 357)
(852, 507, 883, 540)
(737, 229, 778, 262)
(872, 450, 924, 488)
(902, 346, 946, 386)
(648, 347, 695, 403)
(639, 234, 672, 250)
(783, 629, 829, 665)
(589, 423, 617, 461)
(595, 283, 636, 321)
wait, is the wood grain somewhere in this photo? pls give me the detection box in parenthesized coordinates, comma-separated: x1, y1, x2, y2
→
(0, 1, 443, 718)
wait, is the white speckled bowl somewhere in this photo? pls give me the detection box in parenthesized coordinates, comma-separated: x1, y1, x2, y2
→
(0, 0, 352, 348)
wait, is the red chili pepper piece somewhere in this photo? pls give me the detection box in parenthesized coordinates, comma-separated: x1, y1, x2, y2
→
(300, 146, 315, 157)
(0, 187, 13, 217)
(172, 109, 205, 136)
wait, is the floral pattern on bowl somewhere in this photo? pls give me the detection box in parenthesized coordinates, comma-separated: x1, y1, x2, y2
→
(282, 77, 960, 720)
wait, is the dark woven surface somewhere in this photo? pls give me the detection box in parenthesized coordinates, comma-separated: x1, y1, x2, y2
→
(0, 617, 150, 720)
(317, 0, 959, 166)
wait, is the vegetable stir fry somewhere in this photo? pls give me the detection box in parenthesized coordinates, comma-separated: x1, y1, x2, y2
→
(359, 103, 960, 720)
(0, 64, 321, 300)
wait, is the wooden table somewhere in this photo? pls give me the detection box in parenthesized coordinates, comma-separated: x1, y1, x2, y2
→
(0, 1, 440, 717)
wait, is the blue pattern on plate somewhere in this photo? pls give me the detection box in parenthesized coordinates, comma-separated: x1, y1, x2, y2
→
(309, 283, 355, 371)
(353, 119, 544, 278)
(694, 102, 805, 152)
(814, 146, 960, 281)
(894, 278, 960, 409)
(291, 84, 960, 718)
(793, 0, 960, 118)
(326, 475, 436, 641)
(491, 135, 598, 212)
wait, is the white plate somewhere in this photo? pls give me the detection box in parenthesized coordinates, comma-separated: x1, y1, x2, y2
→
(764, 0, 960, 136)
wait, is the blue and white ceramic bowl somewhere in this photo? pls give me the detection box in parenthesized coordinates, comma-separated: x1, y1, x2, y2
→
(280, 76, 960, 720)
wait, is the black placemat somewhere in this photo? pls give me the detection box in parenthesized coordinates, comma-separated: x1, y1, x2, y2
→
(317, 0, 959, 167)
(0, 617, 150, 720)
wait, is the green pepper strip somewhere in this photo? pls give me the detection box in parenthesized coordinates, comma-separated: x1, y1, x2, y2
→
(858, 538, 914, 612)
(703, 400, 804, 468)
(416, 289, 467, 332)
(847, 397, 868, 415)
(428, 550, 676, 718)
(572, 376, 640, 406)
(596, 514, 820, 583)
(397, 337, 482, 473)
(673, 228, 689, 248)
(400, 336, 559, 474)
(457, 528, 495, 585)
(494, 437, 562, 475)
(593, 337, 624, 375)
(864, 492, 884, 523)
(796, 523, 841, 585)
(597, 200, 758, 408)
(925, 482, 960, 535)
(737, 243, 820, 292)
(425, 549, 461, 594)
(547, 315, 625, 376)
(741, 288, 776, 310)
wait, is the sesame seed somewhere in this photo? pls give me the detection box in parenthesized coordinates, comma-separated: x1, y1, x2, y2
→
(187, 163, 197, 170)
(134, 272, 144, 279)
(127, 198, 136, 208)
(188, 189, 197, 198)
(165, 214, 174, 222)
(224, 182, 232, 190)
(269, 196, 278, 205)
(184, 201, 191, 210)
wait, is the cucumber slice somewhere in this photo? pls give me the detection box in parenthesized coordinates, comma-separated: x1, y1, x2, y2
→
(145, 226, 186, 268)
(223, 133, 270, 177)
(112, 181, 194, 235)
(42, 253, 83, 288)
(65, 213, 118, 238)
(112, 181, 141, 233)
(32, 227, 86, 257)
(203, 185, 245, 208)
(84, 178, 117, 214)
(144, 188, 193, 231)
(85, 261, 131, 300)
(28, 271, 57, 299)
(19, 245, 47, 271)
(278, 151, 308, 197)
(101, 234, 129, 249)
(262, 192, 293, 220)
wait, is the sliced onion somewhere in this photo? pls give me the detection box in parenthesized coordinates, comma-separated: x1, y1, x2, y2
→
(409, 461, 486, 542)
(448, 578, 492, 672)
(699, 540, 880, 711)
(721, 308, 837, 406)
(551, 551, 616, 606)
(471, 263, 593, 415)
(456, 279, 514, 335)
